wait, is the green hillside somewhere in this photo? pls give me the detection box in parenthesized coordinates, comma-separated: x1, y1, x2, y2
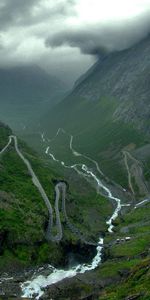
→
(0, 122, 113, 272)
(42, 199, 150, 300)
(98, 201, 150, 300)
(0, 123, 64, 270)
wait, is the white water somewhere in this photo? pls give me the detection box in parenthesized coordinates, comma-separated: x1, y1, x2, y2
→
(21, 129, 123, 299)
(21, 238, 103, 299)
(81, 164, 121, 233)
(0, 277, 14, 282)
(41, 132, 45, 143)
(135, 198, 150, 209)
(69, 133, 104, 176)
(45, 146, 49, 154)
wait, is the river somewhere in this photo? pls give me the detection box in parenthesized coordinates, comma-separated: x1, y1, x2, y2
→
(21, 129, 123, 299)
(0, 131, 123, 300)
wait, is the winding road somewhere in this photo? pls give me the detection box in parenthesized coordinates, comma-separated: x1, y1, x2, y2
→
(0, 136, 68, 242)
(1, 131, 139, 299)
(123, 150, 135, 195)
(0, 135, 99, 245)
(123, 150, 149, 197)
(61, 182, 97, 246)
(21, 128, 128, 299)
(43, 128, 123, 234)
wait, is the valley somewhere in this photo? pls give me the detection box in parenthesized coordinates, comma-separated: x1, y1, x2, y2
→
(1, 122, 150, 299)
(0, 29, 150, 300)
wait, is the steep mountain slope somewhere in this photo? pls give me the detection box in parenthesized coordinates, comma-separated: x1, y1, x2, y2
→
(0, 65, 67, 130)
(72, 34, 150, 133)
(37, 34, 150, 189)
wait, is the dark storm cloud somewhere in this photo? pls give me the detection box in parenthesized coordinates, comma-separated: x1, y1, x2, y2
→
(0, 0, 150, 86)
(0, 0, 76, 29)
(0, 0, 37, 28)
(46, 10, 150, 55)
(0, 0, 85, 86)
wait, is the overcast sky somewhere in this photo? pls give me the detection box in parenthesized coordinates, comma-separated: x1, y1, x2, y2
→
(0, 0, 150, 86)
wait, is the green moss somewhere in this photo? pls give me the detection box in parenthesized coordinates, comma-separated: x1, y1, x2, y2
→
(99, 259, 150, 300)
(97, 258, 141, 279)
(37, 242, 64, 265)
(111, 235, 150, 258)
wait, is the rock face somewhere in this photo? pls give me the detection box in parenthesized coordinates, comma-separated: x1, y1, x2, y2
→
(72, 34, 150, 134)
(42, 34, 150, 140)
(40, 272, 113, 300)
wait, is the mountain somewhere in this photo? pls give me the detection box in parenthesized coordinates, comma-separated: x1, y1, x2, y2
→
(14, 36, 150, 299)
(1, 36, 150, 298)
(72, 34, 150, 134)
(38, 34, 150, 188)
(0, 65, 67, 130)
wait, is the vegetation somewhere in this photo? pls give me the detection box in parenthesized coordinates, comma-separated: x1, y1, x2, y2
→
(0, 122, 113, 270)
(0, 123, 66, 269)
(96, 200, 150, 299)
(99, 258, 150, 300)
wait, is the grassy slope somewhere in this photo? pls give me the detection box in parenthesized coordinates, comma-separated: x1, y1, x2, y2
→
(54, 203, 150, 299)
(0, 125, 65, 269)
(1, 99, 150, 296)
(97, 202, 150, 299)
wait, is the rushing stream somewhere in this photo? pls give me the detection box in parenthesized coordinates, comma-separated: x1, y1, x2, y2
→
(21, 238, 103, 299)
(21, 129, 123, 299)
